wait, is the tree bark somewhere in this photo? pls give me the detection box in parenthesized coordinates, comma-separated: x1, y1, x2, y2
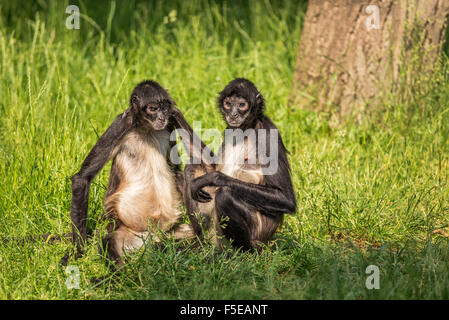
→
(289, 0, 449, 121)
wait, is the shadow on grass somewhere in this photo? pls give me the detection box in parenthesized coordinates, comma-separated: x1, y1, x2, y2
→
(95, 234, 449, 299)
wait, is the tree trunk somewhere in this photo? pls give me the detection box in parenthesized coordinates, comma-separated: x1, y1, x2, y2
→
(289, 0, 449, 121)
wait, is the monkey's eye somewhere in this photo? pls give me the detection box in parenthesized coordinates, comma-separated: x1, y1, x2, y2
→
(147, 105, 159, 112)
(224, 101, 232, 110)
(238, 102, 248, 110)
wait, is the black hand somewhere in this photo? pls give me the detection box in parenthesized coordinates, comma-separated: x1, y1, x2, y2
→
(191, 175, 214, 203)
(191, 180, 212, 202)
(195, 188, 212, 203)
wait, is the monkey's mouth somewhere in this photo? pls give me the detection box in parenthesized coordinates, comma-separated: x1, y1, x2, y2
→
(226, 117, 244, 127)
(154, 120, 167, 130)
(146, 118, 167, 130)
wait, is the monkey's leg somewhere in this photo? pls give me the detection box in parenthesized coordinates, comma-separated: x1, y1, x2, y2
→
(214, 187, 254, 252)
(172, 224, 194, 240)
(153, 223, 200, 252)
(101, 225, 149, 268)
(183, 164, 207, 237)
(192, 171, 296, 215)
(249, 212, 283, 252)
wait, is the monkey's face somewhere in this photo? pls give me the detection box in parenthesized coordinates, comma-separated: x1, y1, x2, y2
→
(130, 84, 174, 131)
(222, 95, 250, 128)
(143, 102, 171, 130)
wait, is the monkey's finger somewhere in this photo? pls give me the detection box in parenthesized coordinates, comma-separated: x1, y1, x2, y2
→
(196, 190, 212, 203)
(192, 190, 204, 202)
(191, 188, 203, 201)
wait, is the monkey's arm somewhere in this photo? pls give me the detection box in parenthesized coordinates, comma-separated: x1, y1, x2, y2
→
(191, 171, 296, 216)
(166, 122, 186, 198)
(70, 110, 133, 258)
(169, 107, 217, 235)
(170, 106, 215, 169)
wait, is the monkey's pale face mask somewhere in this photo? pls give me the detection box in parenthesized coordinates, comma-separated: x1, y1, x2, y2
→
(143, 103, 170, 130)
(222, 95, 250, 128)
(131, 95, 171, 131)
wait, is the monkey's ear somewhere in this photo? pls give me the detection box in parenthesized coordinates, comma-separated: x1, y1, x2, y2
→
(255, 92, 263, 105)
(130, 95, 140, 110)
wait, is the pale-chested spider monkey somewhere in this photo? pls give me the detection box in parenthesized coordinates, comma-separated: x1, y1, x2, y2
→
(63, 80, 193, 266)
(170, 78, 296, 252)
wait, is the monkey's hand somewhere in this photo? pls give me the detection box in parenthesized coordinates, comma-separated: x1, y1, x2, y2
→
(192, 187, 212, 203)
(191, 174, 215, 203)
(191, 172, 226, 202)
(191, 182, 212, 202)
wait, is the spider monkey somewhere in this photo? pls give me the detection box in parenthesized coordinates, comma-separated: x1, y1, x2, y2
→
(63, 80, 193, 266)
(171, 78, 296, 252)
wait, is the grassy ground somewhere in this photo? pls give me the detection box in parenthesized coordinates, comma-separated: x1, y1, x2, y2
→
(0, 0, 449, 299)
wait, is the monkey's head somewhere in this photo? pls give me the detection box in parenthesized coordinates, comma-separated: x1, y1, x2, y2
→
(218, 78, 264, 129)
(130, 80, 175, 131)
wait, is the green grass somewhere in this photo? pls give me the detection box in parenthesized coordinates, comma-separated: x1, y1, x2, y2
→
(0, 0, 449, 299)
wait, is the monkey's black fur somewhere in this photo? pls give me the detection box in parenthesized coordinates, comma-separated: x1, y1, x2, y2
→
(172, 78, 296, 252)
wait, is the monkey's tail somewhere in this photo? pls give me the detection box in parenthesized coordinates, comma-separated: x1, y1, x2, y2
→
(2, 229, 99, 245)
(2, 233, 74, 245)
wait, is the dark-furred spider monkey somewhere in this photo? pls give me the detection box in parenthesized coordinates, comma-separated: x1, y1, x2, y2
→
(62, 80, 193, 266)
(171, 78, 296, 252)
